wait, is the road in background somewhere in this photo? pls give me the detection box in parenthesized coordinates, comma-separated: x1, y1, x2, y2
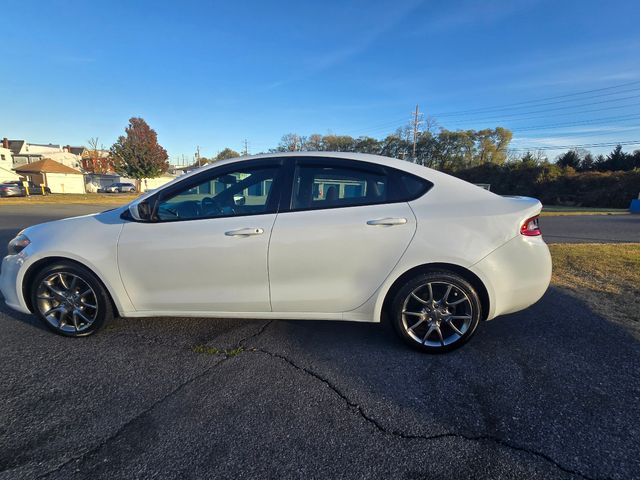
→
(0, 205, 110, 253)
(540, 214, 639, 243)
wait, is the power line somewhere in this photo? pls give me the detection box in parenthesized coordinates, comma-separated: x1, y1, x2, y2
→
(431, 80, 640, 117)
(509, 113, 640, 132)
(509, 139, 640, 152)
(434, 86, 640, 118)
(347, 81, 640, 139)
(442, 94, 640, 125)
(513, 127, 640, 146)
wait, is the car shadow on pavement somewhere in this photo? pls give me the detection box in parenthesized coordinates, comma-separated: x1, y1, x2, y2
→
(0, 295, 48, 333)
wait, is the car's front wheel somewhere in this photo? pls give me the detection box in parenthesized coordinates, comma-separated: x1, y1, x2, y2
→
(30, 262, 113, 337)
(391, 271, 481, 353)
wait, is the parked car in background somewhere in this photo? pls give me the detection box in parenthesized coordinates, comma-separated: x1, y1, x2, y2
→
(0, 181, 51, 197)
(0, 152, 551, 353)
(102, 182, 136, 193)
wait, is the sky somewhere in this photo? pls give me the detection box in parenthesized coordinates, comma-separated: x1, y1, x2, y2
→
(1, 0, 639, 164)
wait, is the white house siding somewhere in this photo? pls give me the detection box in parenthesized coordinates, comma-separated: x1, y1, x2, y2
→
(0, 166, 19, 183)
(45, 173, 85, 193)
(45, 152, 83, 170)
(140, 175, 176, 191)
(0, 147, 19, 182)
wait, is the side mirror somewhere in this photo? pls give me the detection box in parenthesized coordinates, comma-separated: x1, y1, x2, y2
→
(128, 199, 152, 221)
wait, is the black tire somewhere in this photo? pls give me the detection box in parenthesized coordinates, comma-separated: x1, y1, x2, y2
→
(390, 270, 482, 353)
(30, 262, 113, 337)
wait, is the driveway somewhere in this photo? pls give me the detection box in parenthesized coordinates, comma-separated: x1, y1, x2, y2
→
(0, 205, 639, 479)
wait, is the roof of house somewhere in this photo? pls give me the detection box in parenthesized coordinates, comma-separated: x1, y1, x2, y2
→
(14, 158, 83, 174)
(69, 146, 86, 156)
(8, 140, 24, 155)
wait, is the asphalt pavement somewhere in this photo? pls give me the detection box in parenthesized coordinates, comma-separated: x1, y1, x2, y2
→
(540, 214, 639, 243)
(0, 204, 639, 479)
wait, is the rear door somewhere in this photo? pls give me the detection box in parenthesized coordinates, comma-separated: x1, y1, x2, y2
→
(268, 157, 428, 313)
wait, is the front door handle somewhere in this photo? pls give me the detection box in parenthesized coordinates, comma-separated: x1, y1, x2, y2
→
(366, 217, 407, 226)
(225, 227, 264, 236)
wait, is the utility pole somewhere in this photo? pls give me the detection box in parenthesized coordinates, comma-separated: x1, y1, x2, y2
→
(242, 139, 249, 156)
(196, 145, 201, 166)
(411, 104, 423, 161)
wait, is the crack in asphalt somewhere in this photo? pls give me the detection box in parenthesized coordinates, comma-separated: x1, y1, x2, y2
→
(35, 357, 229, 479)
(252, 347, 610, 480)
(35, 321, 273, 480)
(30, 319, 609, 480)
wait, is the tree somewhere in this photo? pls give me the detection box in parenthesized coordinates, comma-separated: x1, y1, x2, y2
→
(579, 152, 595, 171)
(304, 134, 324, 151)
(277, 133, 304, 152)
(605, 144, 633, 171)
(475, 127, 512, 165)
(110, 118, 169, 188)
(83, 137, 112, 174)
(556, 150, 581, 169)
(216, 148, 240, 161)
(632, 150, 640, 170)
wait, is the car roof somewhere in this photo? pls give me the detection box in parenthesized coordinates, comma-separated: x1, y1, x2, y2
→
(182, 151, 456, 183)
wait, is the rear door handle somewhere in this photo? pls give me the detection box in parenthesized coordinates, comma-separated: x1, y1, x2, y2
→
(225, 227, 264, 236)
(366, 217, 408, 226)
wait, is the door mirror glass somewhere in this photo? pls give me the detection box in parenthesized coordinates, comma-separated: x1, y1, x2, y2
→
(128, 199, 152, 221)
(233, 194, 246, 206)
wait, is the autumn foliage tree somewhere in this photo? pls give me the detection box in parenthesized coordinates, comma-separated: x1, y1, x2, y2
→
(110, 117, 169, 187)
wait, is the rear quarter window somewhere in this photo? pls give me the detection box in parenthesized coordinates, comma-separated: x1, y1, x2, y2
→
(389, 170, 433, 202)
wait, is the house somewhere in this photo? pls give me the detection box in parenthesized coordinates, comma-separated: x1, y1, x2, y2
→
(14, 158, 86, 194)
(0, 138, 20, 183)
(7, 139, 83, 170)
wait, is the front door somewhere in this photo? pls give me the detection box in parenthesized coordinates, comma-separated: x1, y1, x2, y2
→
(118, 160, 283, 313)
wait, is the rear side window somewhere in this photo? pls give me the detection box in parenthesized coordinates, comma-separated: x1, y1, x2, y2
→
(390, 171, 432, 201)
(291, 159, 432, 211)
(292, 165, 387, 210)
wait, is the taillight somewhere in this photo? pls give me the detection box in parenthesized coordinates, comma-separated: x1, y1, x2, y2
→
(520, 215, 541, 236)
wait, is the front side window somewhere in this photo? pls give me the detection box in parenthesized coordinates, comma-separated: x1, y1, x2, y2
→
(156, 164, 279, 221)
(293, 164, 387, 210)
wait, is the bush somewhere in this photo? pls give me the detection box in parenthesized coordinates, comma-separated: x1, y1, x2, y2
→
(452, 164, 639, 208)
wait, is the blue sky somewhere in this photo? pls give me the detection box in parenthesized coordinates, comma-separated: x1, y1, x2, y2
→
(1, 0, 639, 163)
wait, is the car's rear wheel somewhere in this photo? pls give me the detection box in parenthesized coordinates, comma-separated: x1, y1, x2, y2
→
(391, 271, 481, 353)
(31, 262, 113, 337)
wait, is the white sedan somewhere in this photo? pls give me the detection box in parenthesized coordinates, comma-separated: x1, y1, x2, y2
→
(0, 153, 551, 352)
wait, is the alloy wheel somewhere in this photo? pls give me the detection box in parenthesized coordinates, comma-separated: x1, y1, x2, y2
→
(35, 272, 99, 334)
(401, 281, 473, 348)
